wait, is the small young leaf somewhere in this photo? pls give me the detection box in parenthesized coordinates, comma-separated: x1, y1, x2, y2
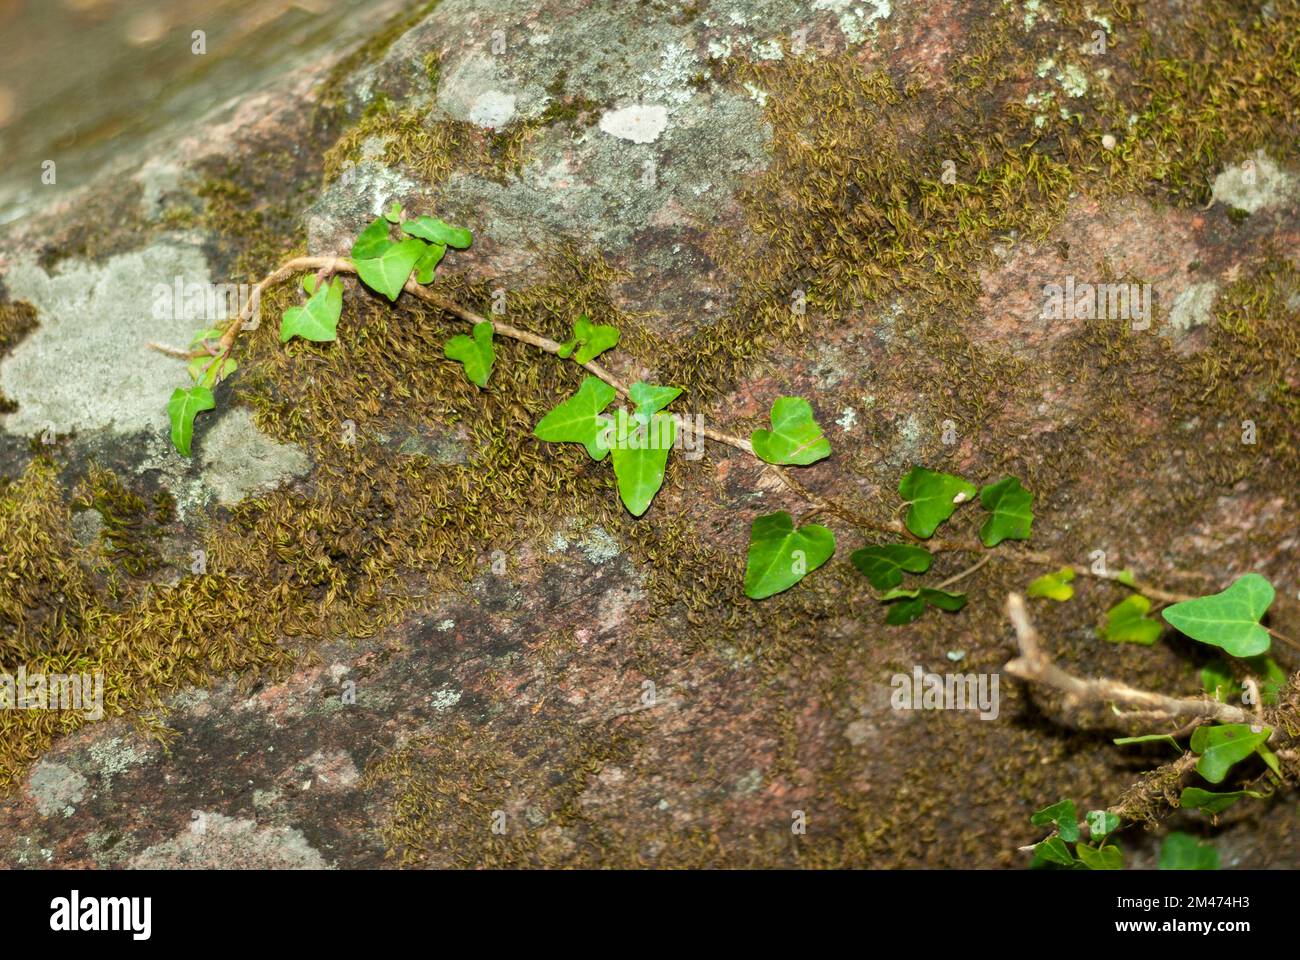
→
(880, 587, 967, 624)
(898, 467, 977, 538)
(280, 277, 343, 343)
(570, 315, 621, 364)
(401, 215, 473, 249)
(187, 353, 237, 388)
(1246, 654, 1286, 706)
(1114, 568, 1137, 587)
(1101, 594, 1162, 646)
(743, 511, 836, 600)
(351, 216, 393, 259)
(1189, 723, 1271, 784)
(1179, 786, 1264, 814)
(167, 385, 215, 457)
(351, 219, 423, 301)
(750, 396, 832, 466)
(1075, 843, 1123, 870)
(849, 543, 932, 590)
(1085, 810, 1120, 839)
(1158, 832, 1219, 870)
(413, 241, 446, 284)
(627, 382, 681, 418)
(1162, 574, 1275, 658)
(533, 376, 618, 460)
(1027, 567, 1075, 601)
(383, 199, 403, 223)
(557, 338, 577, 359)
(610, 414, 675, 516)
(978, 476, 1034, 546)
(1030, 836, 1078, 869)
(444, 321, 495, 387)
(1201, 660, 1235, 702)
(1031, 799, 1079, 842)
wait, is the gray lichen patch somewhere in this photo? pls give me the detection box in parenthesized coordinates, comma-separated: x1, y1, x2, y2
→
(1211, 151, 1297, 214)
(197, 407, 311, 507)
(0, 239, 207, 437)
(27, 761, 87, 818)
(129, 811, 330, 868)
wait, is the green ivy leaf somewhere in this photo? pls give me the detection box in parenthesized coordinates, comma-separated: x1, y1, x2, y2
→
(186, 353, 237, 388)
(1114, 568, 1137, 587)
(849, 543, 932, 590)
(351, 218, 423, 301)
(750, 396, 831, 466)
(383, 199, 403, 223)
(1101, 594, 1163, 646)
(1257, 741, 1281, 777)
(1027, 567, 1075, 601)
(280, 277, 343, 343)
(978, 476, 1034, 546)
(1085, 810, 1120, 839)
(610, 413, 675, 516)
(533, 376, 617, 460)
(743, 511, 836, 600)
(880, 587, 966, 624)
(167, 385, 215, 457)
(400, 215, 473, 249)
(444, 321, 495, 387)
(1201, 660, 1235, 702)
(565, 315, 621, 365)
(1031, 799, 1079, 842)
(898, 467, 977, 538)
(1075, 843, 1123, 870)
(1189, 723, 1271, 784)
(1162, 574, 1275, 657)
(1158, 832, 1219, 870)
(413, 241, 446, 284)
(1030, 836, 1078, 869)
(628, 381, 681, 418)
(1179, 786, 1265, 814)
(1246, 654, 1286, 706)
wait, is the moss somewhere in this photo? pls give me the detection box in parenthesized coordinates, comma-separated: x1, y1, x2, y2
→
(0, 300, 38, 414)
(72, 466, 175, 578)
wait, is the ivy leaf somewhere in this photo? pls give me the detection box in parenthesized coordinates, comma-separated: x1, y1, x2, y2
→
(628, 381, 681, 418)
(750, 396, 831, 466)
(1179, 786, 1264, 814)
(1075, 843, 1123, 870)
(189, 327, 225, 346)
(1189, 723, 1271, 784)
(557, 338, 577, 359)
(351, 219, 423, 301)
(610, 413, 675, 516)
(565, 315, 621, 365)
(1030, 837, 1078, 869)
(1031, 799, 1079, 842)
(1245, 654, 1286, 706)
(1158, 832, 1218, 870)
(167, 385, 215, 457)
(1201, 660, 1235, 702)
(533, 376, 617, 460)
(849, 543, 932, 590)
(898, 467, 977, 538)
(1162, 574, 1275, 657)
(413, 241, 446, 284)
(280, 277, 343, 343)
(401, 215, 473, 249)
(1027, 567, 1075, 601)
(444, 321, 495, 387)
(1101, 594, 1163, 646)
(383, 199, 403, 223)
(743, 511, 836, 600)
(187, 353, 237, 388)
(978, 476, 1034, 546)
(880, 587, 966, 624)
(1085, 810, 1120, 839)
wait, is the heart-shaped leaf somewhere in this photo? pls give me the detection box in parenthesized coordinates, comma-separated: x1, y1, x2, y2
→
(383, 200, 403, 223)
(1031, 799, 1079, 842)
(401, 215, 473, 249)
(978, 476, 1034, 546)
(351, 219, 423, 301)
(1030, 836, 1078, 868)
(1101, 594, 1163, 645)
(849, 543, 932, 590)
(560, 315, 620, 365)
(610, 413, 675, 516)
(743, 511, 835, 600)
(1179, 786, 1265, 814)
(413, 241, 446, 284)
(167, 385, 215, 457)
(1162, 574, 1275, 657)
(351, 216, 393, 259)
(879, 586, 967, 624)
(1085, 810, 1120, 839)
(1027, 567, 1074, 601)
(280, 277, 343, 343)
(444, 321, 495, 387)
(1075, 843, 1123, 870)
(628, 381, 681, 418)
(533, 376, 617, 460)
(750, 396, 831, 466)
(1158, 832, 1218, 870)
(898, 467, 977, 538)
(1189, 722, 1270, 784)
